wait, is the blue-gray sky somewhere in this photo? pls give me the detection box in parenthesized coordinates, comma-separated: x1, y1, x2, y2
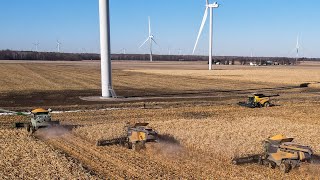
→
(0, 0, 319, 57)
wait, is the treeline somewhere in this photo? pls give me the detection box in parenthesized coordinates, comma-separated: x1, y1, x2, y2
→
(0, 50, 319, 64)
(0, 50, 99, 61)
(111, 54, 318, 64)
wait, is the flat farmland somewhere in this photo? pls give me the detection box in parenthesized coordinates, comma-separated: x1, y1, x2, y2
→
(0, 60, 320, 179)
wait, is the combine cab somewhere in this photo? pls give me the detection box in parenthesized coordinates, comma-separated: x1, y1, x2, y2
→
(97, 122, 158, 151)
(232, 135, 314, 173)
(238, 94, 279, 108)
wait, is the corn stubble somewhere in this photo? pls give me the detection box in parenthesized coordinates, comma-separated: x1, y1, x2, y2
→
(0, 129, 100, 179)
(1, 62, 320, 179)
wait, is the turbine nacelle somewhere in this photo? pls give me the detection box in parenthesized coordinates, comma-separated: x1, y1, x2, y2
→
(208, 2, 219, 8)
(206, 0, 219, 8)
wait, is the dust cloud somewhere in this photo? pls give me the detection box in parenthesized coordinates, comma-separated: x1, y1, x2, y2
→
(146, 134, 185, 158)
(34, 126, 69, 140)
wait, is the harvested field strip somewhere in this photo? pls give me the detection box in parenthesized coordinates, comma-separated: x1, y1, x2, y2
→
(45, 133, 148, 179)
(0, 129, 99, 179)
(100, 144, 189, 178)
(128, 68, 320, 86)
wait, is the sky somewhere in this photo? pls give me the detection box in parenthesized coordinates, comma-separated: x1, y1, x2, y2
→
(0, 0, 320, 57)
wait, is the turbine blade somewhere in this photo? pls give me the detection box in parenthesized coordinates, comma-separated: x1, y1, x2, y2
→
(148, 16, 151, 36)
(151, 38, 159, 46)
(139, 38, 150, 48)
(193, 7, 208, 54)
(206, 0, 209, 5)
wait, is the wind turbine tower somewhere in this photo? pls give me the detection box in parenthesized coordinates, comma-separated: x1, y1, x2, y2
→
(193, 0, 219, 70)
(56, 40, 62, 53)
(296, 35, 300, 63)
(140, 16, 158, 62)
(99, 0, 116, 98)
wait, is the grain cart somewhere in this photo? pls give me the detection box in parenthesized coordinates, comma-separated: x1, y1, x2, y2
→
(238, 93, 279, 108)
(232, 135, 314, 173)
(96, 122, 158, 151)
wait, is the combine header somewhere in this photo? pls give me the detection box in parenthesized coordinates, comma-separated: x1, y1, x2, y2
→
(97, 123, 158, 151)
(232, 135, 315, 173)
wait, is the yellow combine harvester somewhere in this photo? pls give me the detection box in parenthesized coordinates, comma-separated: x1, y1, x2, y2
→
(96, 123, 158, 151)
(238, 93, 279, 108)
(232, 135, 314, 173)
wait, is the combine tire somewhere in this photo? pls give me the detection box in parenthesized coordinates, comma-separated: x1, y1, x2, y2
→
(264, 102, 270, 107)
(256, 103, 262, 108)
(131, 141, 145, 151)
(26, 124, 31, 132)
(268, 162, 276, 169)
(257, 156, 263, 165)
(132, 142, 136, 151)
(280, 162, 291, 173)
(29, 126, 35, 135)
(232, 159, 238, 165)
(127, 142, 133, 149)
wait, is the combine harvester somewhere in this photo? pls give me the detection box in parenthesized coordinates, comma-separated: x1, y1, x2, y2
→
(0, 108, 60, 134)
(238, 93, 279, 108)
(232, 135, 317, 173)
(96, 123, 158, 151)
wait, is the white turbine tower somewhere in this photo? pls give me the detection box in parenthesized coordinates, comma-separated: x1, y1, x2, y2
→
(140, 16, 158, 62)
(193, 0, 219, 70)
(99, 0, 115, 98)
(56, 40, 62, 53)
(296, 35, 300, 63)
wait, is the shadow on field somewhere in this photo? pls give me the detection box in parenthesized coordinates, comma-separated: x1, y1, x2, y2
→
(312, 154, 320, 164)
(120, 83, 315, 98)
(0, 89, 102, 108)
(1, 82, 318, 110)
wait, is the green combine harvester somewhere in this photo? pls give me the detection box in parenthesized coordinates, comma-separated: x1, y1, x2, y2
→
(0, 108, 60, 134)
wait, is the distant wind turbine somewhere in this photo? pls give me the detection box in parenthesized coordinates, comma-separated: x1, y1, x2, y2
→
(193, 0, 219, 70)
(296, 35, 300, 63)
(140, 16, 158, 62)
(33, 42, 40, 52)
(56, 40, 62, 53)
(121, 48, 126, 54)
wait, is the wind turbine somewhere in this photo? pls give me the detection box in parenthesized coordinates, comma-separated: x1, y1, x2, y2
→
(33, 42, 40, 52)
(56, 40, 62, 53)
(140, 16, 158, 62)
(193, 0, 219, 70)
(296, 35, 300, 63)
(121, 48, 126, 54)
